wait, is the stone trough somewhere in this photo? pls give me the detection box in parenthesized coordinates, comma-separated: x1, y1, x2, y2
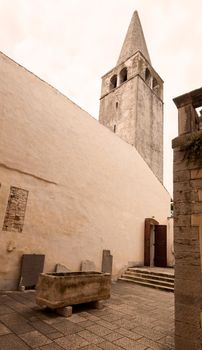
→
(36, 271, 111, 313)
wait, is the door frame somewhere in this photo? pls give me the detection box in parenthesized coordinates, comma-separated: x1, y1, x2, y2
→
(144, 218, 159, 266)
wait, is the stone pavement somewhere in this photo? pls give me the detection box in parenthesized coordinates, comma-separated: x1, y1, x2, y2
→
(0, 281, 174, 350)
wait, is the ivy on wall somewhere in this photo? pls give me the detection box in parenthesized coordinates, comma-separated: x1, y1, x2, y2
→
(183, 133, 202, 166)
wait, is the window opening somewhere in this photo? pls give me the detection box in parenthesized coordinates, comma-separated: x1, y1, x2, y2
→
(145, 68, 151, 87)
(119, 67, 128, 84)
(109, 75, 117, 90)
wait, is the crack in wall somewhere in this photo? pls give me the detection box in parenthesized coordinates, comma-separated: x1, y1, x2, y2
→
(0, 162, 57, 185)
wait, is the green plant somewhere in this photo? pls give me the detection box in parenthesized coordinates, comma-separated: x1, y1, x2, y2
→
(183, 133, 202, 165)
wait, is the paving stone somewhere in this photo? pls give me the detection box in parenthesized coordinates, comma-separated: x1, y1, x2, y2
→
(132, 326, 165, 341)
(116, 327, 143, 340)
(0, 312, 26, 325)
(0, 281, 174, 350)
(77, 311, 91, 317)
(0, 333, 30, 349)
(80, 345, 101, 350)
(31, 320, 57, 334)
(19, 330, 52, 348)
(83, 314, 100, 321)
(79, 320, 94, 328)
(101, 313, 123, 322)
(86, 324, 112, 337)
(68, 314, 86, 323)
(10, 321, 35, 334)
(157, 335, 175, 348)
(40, 314, 65, 325)
(78, 329, 104, 344)
(47, 331, 64, 340)
(113, 336, 148, 350)
(112, 318, 134, 329)
(0, 295, 13, 304)
(88, 309, 111, 317)
(0, 305, 15, 315)
(55, 333, 89, 349)
(40, 343, 63, 350)
(53, 319, 83, 335)
(137, 336, 173, 350)
(96, 319, 118, 330)
(0, 322, 11, 335)
(103, 332, 123, 341)
(98, 340, 124, 349)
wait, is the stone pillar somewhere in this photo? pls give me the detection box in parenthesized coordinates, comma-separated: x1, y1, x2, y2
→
(173, 87, 202, 349)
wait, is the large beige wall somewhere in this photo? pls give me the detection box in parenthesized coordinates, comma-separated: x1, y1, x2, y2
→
(0, 53, 170, 290)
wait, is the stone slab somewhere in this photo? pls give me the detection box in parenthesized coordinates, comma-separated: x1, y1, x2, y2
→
(55, 264, 70, 273)
(102, 250, 113, 274)
(80, 260, 96, 272)
(20, 254, 45, 289)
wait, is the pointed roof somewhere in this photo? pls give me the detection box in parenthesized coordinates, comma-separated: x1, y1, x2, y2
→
(117, 11, 151, 65)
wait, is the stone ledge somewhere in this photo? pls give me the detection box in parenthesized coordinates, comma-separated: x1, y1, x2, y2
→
(172, 130, 202, 149)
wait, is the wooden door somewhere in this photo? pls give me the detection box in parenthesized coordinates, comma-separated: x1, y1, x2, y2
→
(154, 225, 167, 267)
(144, 218, 159, 266)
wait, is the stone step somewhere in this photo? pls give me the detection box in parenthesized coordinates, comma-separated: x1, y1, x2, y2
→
(125, 270, 174, 283)
(121, 273, 174, 288)
(128, 267, 174, 279)
(118, 277, 174, 292)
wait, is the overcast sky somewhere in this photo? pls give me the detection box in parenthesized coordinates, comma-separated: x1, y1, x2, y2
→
(0, 0, 202, 195)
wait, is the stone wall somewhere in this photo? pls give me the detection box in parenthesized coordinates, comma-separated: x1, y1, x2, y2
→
(173, 88, 202, 349)
(0, 52, 171, 290)
(99, 51, 163, 183)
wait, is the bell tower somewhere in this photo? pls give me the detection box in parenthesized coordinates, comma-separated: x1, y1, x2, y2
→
(99, 11, 163, 182)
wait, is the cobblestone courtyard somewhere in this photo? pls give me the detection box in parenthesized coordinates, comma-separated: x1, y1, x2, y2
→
(0, 282, 174, 350)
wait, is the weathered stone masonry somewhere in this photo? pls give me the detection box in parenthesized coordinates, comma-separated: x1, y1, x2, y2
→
(3, 187, 28, 233)
(173, 87, 202, 350)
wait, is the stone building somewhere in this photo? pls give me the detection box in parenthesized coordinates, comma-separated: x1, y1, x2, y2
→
(99, 11, 163, 183)
(173, 87, 202, 349)
(0, 11, 172, 290)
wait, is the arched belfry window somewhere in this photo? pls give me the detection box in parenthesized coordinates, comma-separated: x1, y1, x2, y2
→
(145, 68, 151, 86)
(152, 77, 158, 88)
(152, 77, 161, 97)
(119, 67, 128, 84)
(109, 75, 117, 91)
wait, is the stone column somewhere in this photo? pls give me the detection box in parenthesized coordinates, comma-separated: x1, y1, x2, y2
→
(173, 87, 202, 349)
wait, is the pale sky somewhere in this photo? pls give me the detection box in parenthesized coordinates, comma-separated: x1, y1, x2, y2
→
(0, 0, 202, 195)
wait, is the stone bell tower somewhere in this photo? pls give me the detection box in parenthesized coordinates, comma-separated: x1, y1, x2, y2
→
(99, 11, 164, 182)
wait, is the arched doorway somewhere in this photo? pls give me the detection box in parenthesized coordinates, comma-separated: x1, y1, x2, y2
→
(144, 218, 167, 267)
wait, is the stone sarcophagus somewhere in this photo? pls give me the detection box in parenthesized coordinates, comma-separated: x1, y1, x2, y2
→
(36, 271, 111, 309)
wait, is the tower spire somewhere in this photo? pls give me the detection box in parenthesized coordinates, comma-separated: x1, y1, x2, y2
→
(117, 11, 151, 65)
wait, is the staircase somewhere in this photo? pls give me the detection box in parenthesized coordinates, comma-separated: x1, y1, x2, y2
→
(118, 267, 174, 292)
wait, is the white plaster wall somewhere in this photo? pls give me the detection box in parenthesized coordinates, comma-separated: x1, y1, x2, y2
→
(0, 53, 171, 290)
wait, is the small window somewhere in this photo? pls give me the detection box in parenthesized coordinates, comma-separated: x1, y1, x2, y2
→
(145, 68, 151, 86)
(116, 102, 118, 109)
(152, 78, 160, 96)
(119, 67, 127, 84)
(109, 75, 117, 90)
(113, 125, 116, 133)
(152, 77, 158, 88)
